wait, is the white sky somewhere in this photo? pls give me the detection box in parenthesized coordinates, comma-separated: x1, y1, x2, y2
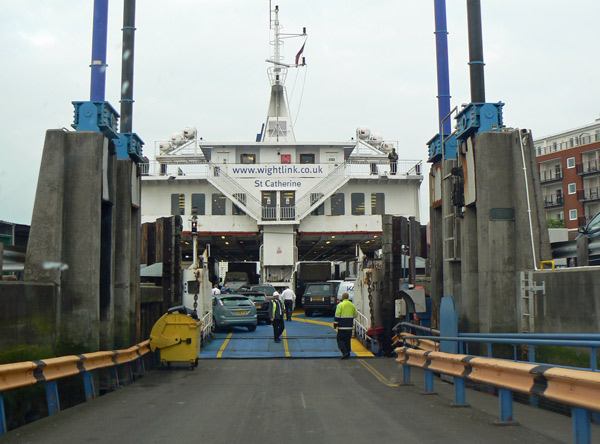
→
(1, 1, 599, 225)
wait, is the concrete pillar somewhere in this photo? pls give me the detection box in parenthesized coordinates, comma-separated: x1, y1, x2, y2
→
(460, 206, 479, 332)
(429, 205, 443, 316)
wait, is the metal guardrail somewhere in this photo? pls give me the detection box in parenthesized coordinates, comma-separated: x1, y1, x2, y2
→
(395, 347, 600, 443)
(201, 310, 213, 344)
(353, 310, 372, 344)
(0, 340, 152, 435)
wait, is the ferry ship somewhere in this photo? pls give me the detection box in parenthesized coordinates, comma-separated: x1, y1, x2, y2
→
(140, 5, 423, 287)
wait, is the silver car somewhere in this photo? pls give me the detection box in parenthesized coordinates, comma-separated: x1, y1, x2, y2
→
(212, 294, 257, 331)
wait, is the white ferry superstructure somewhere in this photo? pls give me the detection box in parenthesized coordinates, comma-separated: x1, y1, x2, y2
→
(140, 5, 423, 287)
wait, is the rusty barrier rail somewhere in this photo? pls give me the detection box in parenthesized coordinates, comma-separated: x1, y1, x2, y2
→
(0, 340, 152, 435)
(396, 347, 600, 444)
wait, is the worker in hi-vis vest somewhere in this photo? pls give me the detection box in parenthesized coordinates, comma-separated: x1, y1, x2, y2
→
(334, 292, 357, 359)
(269, 297, 285, 343)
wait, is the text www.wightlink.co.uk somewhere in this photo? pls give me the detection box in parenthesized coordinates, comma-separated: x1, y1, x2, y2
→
(231, 165, 325, 176)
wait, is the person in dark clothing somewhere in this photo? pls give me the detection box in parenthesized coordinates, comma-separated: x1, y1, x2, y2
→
(269, 297, 285, 343)
(388, 148, 398, 175)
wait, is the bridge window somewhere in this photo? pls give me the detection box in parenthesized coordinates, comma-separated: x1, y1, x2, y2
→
(371, 193, 385, 215)
(330, 193, 345, 216)
(240, 154, 256, 164)
(300, 154, 315, 164)
(351, 193, 365, 215)
(171, 193, 185, 215)
(212, 193, 226, 215)
(191, 194, 205, 215)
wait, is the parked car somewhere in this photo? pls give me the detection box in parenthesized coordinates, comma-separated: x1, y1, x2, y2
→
(250, 284, 277, 299)
(302, 282, 338, 317)
(237, 290, 271, 324)
(212, 294, 257, 331)
(577, 211, 600, 265)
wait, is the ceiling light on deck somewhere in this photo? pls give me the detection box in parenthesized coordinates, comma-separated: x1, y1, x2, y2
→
(331, 235, 336, 239)
(221, 235, 226, 239)
(373, 235, 378, 238)
(225, 241, 230, 245)
(326, 241, 331, 244)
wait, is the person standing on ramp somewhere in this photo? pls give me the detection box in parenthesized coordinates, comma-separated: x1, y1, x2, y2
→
(281, 286, 296, 321)
(334, 292, 357, 359)
(270, 296, 285, 343)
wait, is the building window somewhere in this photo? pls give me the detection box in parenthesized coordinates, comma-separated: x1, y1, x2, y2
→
(171, 193, 185, 215)
(212, 193, 226, 215)
(371, 193, 385, 215)
(191, 194, 205, 215)
(568, 183, 576, 195)
(331, 193, 345, 216)
(300, 154, 315, 164)
(240, 154, 256, 164)
(558, 211, 564, 221)
(569, 209, 577, 221)
(567, 157, 576, 169)
(351, 193, 365, 215)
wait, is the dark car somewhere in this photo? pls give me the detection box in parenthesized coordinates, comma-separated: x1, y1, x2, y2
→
(250, 284, 277, 299)
(302, 282, 338, 317)
(577, 211, 600, 265)
(237, 290, 271, 324)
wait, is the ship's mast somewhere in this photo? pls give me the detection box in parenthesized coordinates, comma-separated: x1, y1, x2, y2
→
(262, 3, 306, 143)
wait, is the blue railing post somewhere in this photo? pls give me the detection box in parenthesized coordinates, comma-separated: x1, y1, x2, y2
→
(423, 369, 436, 394)
(497, 389, 517, 425)
(572, 407, 591, 444)
(83, 371, 96, 401)
(46, 381, 60, 416)
(452, 377, 469, 407)
(0, 393, 6, 435)
(590, 347, 597, 371)
(110, 367, 120, 390)
(402, 365, 411, 385)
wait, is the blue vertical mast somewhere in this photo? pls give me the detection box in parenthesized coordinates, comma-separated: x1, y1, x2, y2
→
(90, 0, 109, 102)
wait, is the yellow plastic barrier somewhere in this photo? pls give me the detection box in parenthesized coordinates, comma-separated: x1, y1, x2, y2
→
(540, 260, 555, 270)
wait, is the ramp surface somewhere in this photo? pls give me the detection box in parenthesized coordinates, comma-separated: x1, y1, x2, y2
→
(201, 310, 373, 358)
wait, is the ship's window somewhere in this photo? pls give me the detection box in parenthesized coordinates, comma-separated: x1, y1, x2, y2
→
(171, 193, 185, 215)
(300, 154, 315, 164)
(331, 193, 345, 216)
(232, 193, 246, 215)
(311, 193, 324, 216)
(371, 193, 385, 215)
(240, 154, 256, 164)
(351, 193, 365, 215)
(191, 194, 205, 215)
(212, 193, 226, 215)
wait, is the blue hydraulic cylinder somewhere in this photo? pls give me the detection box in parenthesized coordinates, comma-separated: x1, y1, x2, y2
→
(434, 0, 451, 137)
(90, 0, 110, 101)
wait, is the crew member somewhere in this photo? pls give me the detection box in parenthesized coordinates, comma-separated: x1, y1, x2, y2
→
(281, 287, 296, 321)
(211, 284, 221, 295)
(270, 296, 285, 343)
(334, 292, 357, 359)
(388, 148, 398, 175)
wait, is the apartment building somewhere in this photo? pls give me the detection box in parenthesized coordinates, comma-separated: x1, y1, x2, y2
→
(535, 118, 600, 232)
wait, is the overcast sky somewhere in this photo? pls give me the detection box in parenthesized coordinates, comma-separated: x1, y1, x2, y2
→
(1, 0, 599, 225)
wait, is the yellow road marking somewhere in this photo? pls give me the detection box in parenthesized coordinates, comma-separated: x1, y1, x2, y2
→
(351, 338, 374, 357)
(283, 330, 290, 357)
(292, 317, 334, 327)
(216, 332, 233, 358)
(357, 359, 399, 387)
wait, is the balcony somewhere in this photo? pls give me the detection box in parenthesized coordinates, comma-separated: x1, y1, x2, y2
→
(543, 194, 564, 208)
(576, 159, 600, 176)
(576, 187, 600, 202)
(539, 168, 562, 184)
(578, 214, 595, 227)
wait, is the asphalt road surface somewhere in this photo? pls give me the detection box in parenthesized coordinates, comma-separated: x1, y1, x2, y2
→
(1, 357, 581, 444)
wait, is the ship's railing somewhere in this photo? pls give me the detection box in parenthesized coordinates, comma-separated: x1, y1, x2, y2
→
(344, 159, 422, 177)
(206, 162, 263, 221)
(201, 310, 213, 345)
(354, 309, 373, 344)
(295, 163, 348, 218)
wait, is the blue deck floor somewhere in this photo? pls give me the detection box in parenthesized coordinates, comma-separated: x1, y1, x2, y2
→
(201, 311, 373, 358)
